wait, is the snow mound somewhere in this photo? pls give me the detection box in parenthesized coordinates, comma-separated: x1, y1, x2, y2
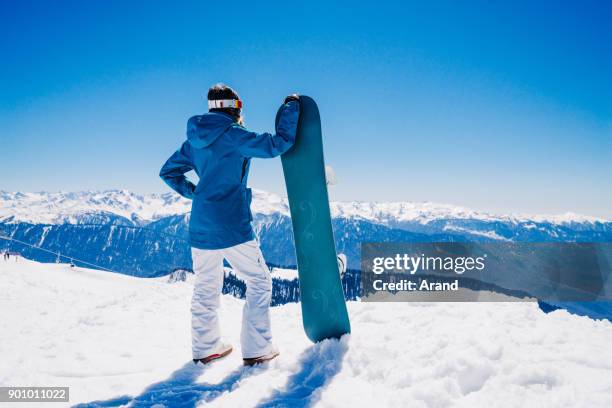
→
(1, 259, 612, 407)
(270, 267, 298, 281)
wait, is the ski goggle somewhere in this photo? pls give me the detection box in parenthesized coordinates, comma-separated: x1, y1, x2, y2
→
(208, 99, 243, 109)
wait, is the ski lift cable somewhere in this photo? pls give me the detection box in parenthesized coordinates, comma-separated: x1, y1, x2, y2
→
(0, 220, 193, 268)
(0, 225, 195, 275)
(0, 229, 193, 275)
(0, 222, 254, 275)
(1, 222, 190, 244)
(0, 234, 117, 273)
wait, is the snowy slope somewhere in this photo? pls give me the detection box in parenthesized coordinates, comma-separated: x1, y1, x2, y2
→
(1, 189, 607, 226)
(1, 259, 612, 407)
(270, 267, 299, 281)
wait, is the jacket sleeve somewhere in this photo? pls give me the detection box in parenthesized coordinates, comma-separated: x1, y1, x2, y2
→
(159, 141, 196, 199)
(234, 100, 300, 158)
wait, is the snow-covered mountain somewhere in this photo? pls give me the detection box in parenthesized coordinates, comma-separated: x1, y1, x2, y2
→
(2, 259, 612, 407)
(1, 189, 611, 276)
(0, 189, 286, 225)
(1, 189, 607, 226)
(0, 190, 191, 225)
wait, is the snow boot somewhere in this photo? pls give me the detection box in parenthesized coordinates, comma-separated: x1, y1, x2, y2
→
(193, 343, 233, 365)
(243, 350, 280, 366)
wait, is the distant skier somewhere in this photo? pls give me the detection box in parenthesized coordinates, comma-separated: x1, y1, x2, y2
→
(160, 84, 299, 366)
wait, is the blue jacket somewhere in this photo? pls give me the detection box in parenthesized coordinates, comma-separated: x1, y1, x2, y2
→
(160, 101, 299, 249)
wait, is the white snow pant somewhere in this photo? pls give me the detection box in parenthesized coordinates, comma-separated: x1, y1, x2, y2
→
(191, 240, 273, 359)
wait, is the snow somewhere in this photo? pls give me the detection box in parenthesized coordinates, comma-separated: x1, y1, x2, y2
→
(330, 200, 609, 226)
(442, 225, 512, 241)
(1, 189, 608, 226)
(270, 267, 298, 281)
(0, 190, 191, 225)
(2, 259, 612, 407)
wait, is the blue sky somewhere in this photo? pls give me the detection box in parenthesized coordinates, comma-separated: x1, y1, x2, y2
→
(1, 1, 611, 217)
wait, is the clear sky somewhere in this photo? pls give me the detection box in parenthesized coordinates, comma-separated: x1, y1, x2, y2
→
(1, 1, 611, 217)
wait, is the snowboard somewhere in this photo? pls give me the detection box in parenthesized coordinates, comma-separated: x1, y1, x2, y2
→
(278, 95, 351, 343)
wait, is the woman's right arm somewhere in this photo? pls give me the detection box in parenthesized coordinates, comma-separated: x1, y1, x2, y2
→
(159, 141, 196, 199)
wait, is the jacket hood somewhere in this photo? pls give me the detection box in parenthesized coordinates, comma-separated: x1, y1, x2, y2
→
(186, 112, 235, 149)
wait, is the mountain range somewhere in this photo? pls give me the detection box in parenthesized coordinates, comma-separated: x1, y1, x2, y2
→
(1, 189, 611, 275)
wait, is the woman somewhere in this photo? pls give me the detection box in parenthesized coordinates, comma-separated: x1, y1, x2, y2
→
(160, 84, 299, 366)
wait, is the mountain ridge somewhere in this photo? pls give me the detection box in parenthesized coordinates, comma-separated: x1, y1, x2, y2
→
(1, 189, 608, 226)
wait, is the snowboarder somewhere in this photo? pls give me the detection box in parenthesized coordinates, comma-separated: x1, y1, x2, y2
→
(160, 84, 300, 366)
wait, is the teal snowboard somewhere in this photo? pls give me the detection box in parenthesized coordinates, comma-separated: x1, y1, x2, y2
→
(278, 96, 351, 343)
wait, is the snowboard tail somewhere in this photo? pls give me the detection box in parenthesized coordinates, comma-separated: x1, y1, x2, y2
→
(279, 96, 351, 342)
